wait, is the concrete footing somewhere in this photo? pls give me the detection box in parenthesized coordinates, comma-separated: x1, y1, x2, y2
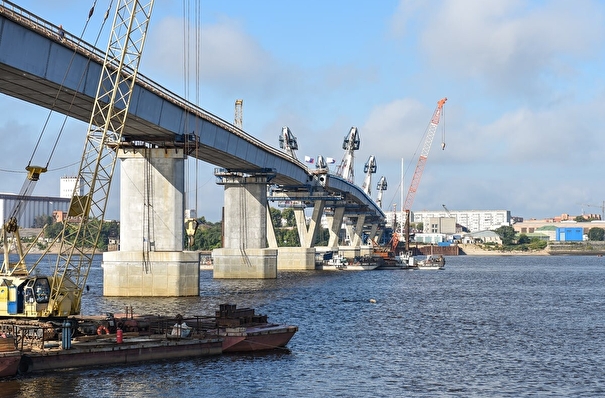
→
(277, 247, 316, 270)
(102, 251, 200, 296)
(212, 248, 277, 278)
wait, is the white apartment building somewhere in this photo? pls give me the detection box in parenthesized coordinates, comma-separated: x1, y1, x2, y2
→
(60, 176, 83, 199)
(383, 209, 511, 233)
(412, 209, 511, 232)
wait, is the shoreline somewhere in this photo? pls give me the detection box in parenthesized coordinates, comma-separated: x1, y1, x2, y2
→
(459, 244, 605, 256)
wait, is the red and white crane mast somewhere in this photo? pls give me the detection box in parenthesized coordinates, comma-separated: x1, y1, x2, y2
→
(402, 97, 447, 213)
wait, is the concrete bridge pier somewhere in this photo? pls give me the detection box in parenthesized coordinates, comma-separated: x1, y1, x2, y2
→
(213, 170, 277, 278)
(103, 148, 199, 296)
(274, 200, 324, 270)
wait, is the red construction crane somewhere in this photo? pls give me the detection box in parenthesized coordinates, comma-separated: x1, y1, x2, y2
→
(403, 97, 447, 212)
(402, 97, 447, 248)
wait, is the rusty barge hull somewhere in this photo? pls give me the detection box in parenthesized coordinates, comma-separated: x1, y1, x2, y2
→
(0, 350, 21, 377)
(19, 337, 223, 374)
(221, 325, 298, 353)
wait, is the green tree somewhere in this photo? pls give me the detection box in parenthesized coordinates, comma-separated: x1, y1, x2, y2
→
(44, 221, 64, 240)
(276, 228, 300, 247)
(588, 227, 605, 241)
(32, 215, 53, 228)
(269, 207, 282, 227)
(517, 234, 530, 244)
(190, 219, 222, 250)
(314, 228, 330, 246)
(282, 208, 296, 227)
(495, 225, 516, 245)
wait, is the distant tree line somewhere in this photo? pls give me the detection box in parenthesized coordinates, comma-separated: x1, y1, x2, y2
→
(36, 215, 119, 251)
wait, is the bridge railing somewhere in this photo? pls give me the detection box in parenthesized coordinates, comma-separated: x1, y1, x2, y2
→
(0, 1, 305, 171)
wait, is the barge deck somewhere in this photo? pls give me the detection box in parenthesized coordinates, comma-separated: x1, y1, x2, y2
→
(0, 304, 298, 376)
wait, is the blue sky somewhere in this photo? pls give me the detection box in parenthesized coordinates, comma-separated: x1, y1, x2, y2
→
(2, 0, 605, 222)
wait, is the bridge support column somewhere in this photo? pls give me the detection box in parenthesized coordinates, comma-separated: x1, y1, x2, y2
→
(213, 170, 277, 278)
(326, 207, 345, 247)
(347, 215, 366, 247)
(103, 148, 199, 296)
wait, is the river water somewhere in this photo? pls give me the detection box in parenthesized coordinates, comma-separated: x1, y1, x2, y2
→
(2, 254, 605, 397)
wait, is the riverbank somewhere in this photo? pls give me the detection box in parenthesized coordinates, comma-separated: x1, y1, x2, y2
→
(459, 244, 549, 256)
(459, 243, 605, 256)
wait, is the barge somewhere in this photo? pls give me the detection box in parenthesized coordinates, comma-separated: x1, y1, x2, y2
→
(0, 304, 297, 376)
(0, 336, 21, 377)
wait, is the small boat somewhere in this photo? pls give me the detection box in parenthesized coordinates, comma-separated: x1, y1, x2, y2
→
(317, 253, 348, 270)
(349, 256, 380, 271)
(416, 254, 445, 270)
(317, 253, 378, 270)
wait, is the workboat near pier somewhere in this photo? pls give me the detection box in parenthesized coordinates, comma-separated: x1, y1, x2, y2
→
(416, 254, 446, 270)
(317, 253, 378, 271)
(0, 304, 297, 377)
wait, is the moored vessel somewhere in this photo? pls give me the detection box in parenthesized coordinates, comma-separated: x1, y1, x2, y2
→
(416, 254, 446, 270)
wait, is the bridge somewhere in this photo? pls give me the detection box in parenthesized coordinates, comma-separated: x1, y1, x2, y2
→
(0, 1, 386, 293)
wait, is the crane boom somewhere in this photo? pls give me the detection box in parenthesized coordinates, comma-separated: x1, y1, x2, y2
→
(335, 127, 360, 183)
(402, 97, 447, 212)
(47, 0, 155, 317)
(361, 155, 377, 196)
(375, 176, 387, 209)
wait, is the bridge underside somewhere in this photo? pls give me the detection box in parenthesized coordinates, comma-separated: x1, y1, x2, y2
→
(0, 8, 386, 283)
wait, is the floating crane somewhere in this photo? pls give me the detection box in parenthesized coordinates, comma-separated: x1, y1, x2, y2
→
(402, 97, 447, 247)
(361, 155, 377, 196)
(0, 0, 155, 318)
(278, 126, 298, 160)
(335, 127, 360, 183)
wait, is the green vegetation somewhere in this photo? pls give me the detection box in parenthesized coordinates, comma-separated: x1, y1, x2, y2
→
(493, 225, 548, 252)
(42, 217, 119, 251)
(187, 217, 222, 251)
(588, 227, 605, 241)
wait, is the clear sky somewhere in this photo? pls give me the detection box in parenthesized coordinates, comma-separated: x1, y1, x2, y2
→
(2, 0, 605, 222)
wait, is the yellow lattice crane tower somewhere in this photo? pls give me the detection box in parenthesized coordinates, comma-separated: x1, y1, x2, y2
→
(0, 0, 156, 318)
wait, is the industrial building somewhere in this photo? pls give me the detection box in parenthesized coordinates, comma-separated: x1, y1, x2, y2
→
(0, 193, 69, 228)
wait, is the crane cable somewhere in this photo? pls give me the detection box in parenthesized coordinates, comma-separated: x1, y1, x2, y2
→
(27, 1, 109, 171)
(182, 0, 201, 221)
(44, 1, 115, 171)
(441, 106, 446, 150)
(8, 1, 112, 221)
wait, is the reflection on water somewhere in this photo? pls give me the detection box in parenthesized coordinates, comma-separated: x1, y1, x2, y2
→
(2, 255, 605, 396)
